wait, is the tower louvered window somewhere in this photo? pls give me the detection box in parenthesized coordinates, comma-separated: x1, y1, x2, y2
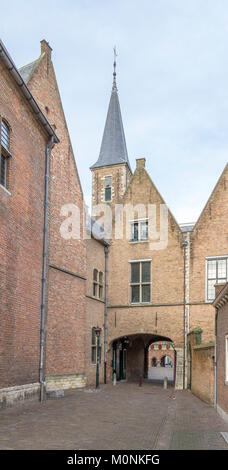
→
(105, 176, 112, 202)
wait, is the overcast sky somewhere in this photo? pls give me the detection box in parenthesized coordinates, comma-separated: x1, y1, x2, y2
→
(2, 0, 228, 223)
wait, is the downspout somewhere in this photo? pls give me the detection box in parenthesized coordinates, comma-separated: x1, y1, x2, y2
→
(104, 245, 109, 384)
(181, 240, 188, 389)
(214, 308, 218, 409)
(40, 136, 55, 402)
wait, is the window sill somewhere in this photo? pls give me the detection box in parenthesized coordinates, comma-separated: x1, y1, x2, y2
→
(130, 302, 151, 306)
(129, 240, 149, 244)
(86, 294, 104, 303)
(0, 184, 11, 196)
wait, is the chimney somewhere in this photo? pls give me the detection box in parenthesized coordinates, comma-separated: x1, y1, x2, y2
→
(136, 158, 146, 169)
(40, 39, 52, 59)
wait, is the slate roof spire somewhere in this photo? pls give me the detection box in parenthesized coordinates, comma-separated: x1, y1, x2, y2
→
(90, 49, 131, 172)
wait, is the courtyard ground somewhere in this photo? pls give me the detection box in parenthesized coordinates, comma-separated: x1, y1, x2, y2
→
(0, 381, 228, 450)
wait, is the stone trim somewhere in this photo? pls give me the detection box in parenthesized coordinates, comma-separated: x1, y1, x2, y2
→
(45, 374, 86, 392)
(193, 342, 214, 351)
(86, 294, 105, 303)
(0, 383, 40, 408)
(49, 264, 87, 281)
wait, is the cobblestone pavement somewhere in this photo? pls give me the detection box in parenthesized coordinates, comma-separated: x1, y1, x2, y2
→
(1, 382, 228, 450)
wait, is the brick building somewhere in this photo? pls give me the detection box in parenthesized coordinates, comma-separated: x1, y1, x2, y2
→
(0, 41, 58, 406)
(1, 39, 228, 404)
(90, 61, 228, 390)
(18, 40, 87, 394)
(0, 39, 88, 405)
(213, 283, 228, 423)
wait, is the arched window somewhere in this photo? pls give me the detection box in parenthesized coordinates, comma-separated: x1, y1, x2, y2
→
(0, 120, 11, 189)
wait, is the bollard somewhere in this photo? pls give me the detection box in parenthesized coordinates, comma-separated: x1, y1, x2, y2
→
(113, 372, 116, 386)
(139, 375, 142, 387)
(163, 376, 168, 389)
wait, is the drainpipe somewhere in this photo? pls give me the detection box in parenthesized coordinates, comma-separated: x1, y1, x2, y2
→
(181, 240, 188, 389)
(104, 245, 109, 384)
(40, 136, 55, 402)
(214, 308, 218, 409)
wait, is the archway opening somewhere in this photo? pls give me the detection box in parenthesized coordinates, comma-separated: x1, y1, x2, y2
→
(110, 333, 176, 385)
(147, 340, 175, 385)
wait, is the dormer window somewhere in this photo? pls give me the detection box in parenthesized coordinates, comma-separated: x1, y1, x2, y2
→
(105, 176, 111, 202)
(0, 120, 11, 189)
(131, 220, 148, 242)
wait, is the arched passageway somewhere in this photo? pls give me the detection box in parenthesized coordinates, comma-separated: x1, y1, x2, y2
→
(111, 333, 177, 386)
(147, 341, 175, 384)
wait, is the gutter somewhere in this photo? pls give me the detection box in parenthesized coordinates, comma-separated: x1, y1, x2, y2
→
(181, 240, 188, 389)
(104, 245, 109, 384)
(0, 40, 59, 143)
(40, 136, 55, 402)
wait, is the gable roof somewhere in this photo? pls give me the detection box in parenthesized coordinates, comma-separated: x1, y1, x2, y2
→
(0, 40, 58, 143)
(193, 162, 228, 233)
(120, 161, 181, 232)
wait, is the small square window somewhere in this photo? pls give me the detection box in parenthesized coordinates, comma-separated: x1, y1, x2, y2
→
(131, 220, 148, 242)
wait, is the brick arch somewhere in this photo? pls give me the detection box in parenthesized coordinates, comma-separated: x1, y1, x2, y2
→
(109, 332, 176, 383)
(109, 331, 174, 348)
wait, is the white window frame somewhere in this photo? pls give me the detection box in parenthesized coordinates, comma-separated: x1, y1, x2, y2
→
(205, 256, 228, 302)
(130, 218, 148, 243)
(129, 259, 152, 304)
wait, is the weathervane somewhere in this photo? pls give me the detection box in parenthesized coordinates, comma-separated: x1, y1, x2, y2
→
(113, 46, 117, 90)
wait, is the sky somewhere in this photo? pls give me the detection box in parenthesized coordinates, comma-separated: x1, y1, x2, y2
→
(2, 0, 228, 223)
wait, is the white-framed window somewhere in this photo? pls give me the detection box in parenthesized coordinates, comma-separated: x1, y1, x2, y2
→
(226, 335, 228, 384)
(105, 176, 111, 202)
(206, 257, 228, 301)
(130, 219, 148, 242)
(130, 260, 151, 303)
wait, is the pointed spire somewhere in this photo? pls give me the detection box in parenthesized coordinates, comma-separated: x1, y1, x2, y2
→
(112, 46, 117, 91)
(90, 49, 131, 172)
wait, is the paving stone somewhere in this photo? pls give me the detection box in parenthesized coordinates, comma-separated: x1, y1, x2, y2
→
(0, 382, 228, 450)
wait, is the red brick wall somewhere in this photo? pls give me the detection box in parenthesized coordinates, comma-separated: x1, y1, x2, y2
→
(217, 302, 228, 415)
(26, 42, 87, 380)
(188, 332, 214, 404)
(86, 237, 107, 386)
(0, 61, 48, 387)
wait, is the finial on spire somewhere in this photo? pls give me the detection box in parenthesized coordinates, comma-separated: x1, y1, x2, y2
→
(113, 46, 117, 91)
